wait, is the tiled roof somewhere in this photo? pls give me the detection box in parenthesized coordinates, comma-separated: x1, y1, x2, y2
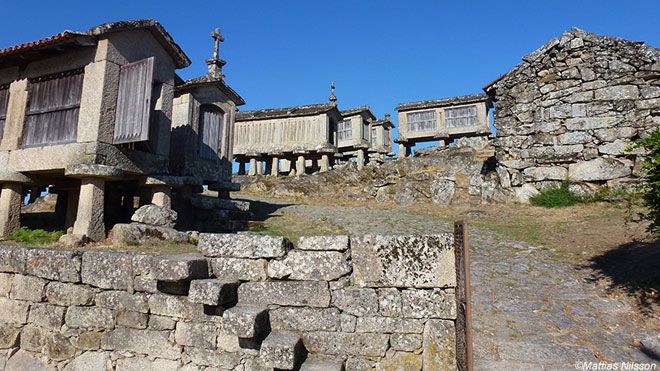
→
(340, 106, 376, 121)
(176, 74, 245, 106)
(0, 19, 191, 69)
(396, 93, 490, 111)
(236, 103, 337, 121)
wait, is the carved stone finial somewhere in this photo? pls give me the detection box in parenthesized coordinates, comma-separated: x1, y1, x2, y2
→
(385, 113, 391, 120)
(329, 81, 337, 104)
(206, 27, 226, 80)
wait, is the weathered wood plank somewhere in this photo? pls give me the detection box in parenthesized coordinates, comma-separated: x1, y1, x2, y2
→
(22, 70, 83, 147)
(113, 57, 154, 144)
(199, 106, 224, 160)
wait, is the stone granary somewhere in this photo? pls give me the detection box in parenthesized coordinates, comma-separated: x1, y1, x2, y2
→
(367, 113, 396, 163)
(395, 93, 493, 157)
(0, 20, 244, 240)
(336, 106, 376, 170)
(335, 107, 395, 169)
(233, 84, 343, 176)
(484, 28, 660, 196)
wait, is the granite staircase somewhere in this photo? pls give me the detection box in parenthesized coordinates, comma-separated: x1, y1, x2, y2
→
(151, 253, 345, 370)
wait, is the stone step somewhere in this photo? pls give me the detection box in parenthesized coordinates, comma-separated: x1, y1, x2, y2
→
(151, 253, 209, 282)
(258, 331, 306, 370)
(188, 279, 239, 306)
(300, 356, 345, 371)
(221, 305, 269, 338)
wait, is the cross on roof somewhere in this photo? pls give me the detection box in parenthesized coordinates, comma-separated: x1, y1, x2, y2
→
(211, 27, 224, 60)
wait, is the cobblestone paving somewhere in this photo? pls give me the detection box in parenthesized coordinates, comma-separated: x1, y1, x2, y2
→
(243, 197, 659, 370)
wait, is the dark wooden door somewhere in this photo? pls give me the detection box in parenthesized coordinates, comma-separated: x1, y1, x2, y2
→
(199, 106, 224, 160)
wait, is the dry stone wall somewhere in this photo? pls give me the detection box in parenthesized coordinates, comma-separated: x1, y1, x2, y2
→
(0, 233, 460, 371)
(492, 28, 660, 197)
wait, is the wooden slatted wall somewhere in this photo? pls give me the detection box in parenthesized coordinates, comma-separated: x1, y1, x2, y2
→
(113, 57, 154, 144)
(199, 106, 223, 160)
(22, 69, 84, 147)
(0, 86, 8, 141)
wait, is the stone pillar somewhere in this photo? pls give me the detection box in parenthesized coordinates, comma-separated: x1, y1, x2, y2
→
(439, 139, 447, 147)
(296, 155, 306, 176)
(271, 157, 279, 177)
(398, 144, 406, 158)
(357, 149, 365, 170)
(151, 186, 172, 209)
(238, 160, 246, 175)
(65, 189, 79, 230)
(0, 79, 28, 151)
(73, 178, 106, 241)
(319, 154, 330, 173)
(0, 183, 23, 237)
(256, 160, 264, 176)
(248, 158, 257, 176)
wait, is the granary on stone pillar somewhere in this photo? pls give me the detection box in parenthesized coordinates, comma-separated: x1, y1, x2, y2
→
(0, 19, 246, 241)
(171, 27, 245, 202)
(395, 93, 493, 157)
(367, 113, 395, 163)
(336, 106, 376, 169)
(233, 83, 342, 176)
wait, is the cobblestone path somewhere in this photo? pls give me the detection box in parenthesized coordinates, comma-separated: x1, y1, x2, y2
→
(243, 196, 659, 370)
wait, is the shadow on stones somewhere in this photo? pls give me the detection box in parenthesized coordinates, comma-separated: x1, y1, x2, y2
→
(234, 198, 294, 222)
(584, 239, 660, 315)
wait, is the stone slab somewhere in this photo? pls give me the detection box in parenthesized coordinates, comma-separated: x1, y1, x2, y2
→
(101, 327, 182, 360)
(210, 257, 268, 281)
(267, 250, 351, 281)
(151, 254, 208, 282)
(26, 249, 81, 282)
(188, 278, 238, 306)
(258, 331, 304, 369)
(198, 233, 291, 258)
(81, 251, 133, 290)
(298, 235, 349, 251)
(351, 234, 456, 288)
(303, 331, 389, 357)
(238, 281, 331, 307)
(221, 305, 269, 338)
(64, 164, 123, 179)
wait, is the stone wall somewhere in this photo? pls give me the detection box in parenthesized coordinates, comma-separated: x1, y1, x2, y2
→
(0, 232, 461, 370)
(491, 28, 660, 197)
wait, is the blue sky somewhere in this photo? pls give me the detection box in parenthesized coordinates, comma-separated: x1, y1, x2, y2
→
(1, 1, 658, 145)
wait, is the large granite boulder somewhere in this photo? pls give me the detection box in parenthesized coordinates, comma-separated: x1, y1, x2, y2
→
(131, 205, 177, 228)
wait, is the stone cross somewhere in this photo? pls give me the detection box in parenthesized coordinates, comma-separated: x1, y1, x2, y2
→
(329, 81, 337, 103)
(211, 28, 224, 61)
(207, 27, 227, 79)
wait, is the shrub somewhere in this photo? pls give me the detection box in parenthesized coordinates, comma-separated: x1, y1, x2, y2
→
(8, 227, 64, 244)
(631, 129, 660, 235)
(530, 183, 583, 208)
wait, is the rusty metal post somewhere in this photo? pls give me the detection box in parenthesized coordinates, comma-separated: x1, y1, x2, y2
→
(454, 220, 473, 371)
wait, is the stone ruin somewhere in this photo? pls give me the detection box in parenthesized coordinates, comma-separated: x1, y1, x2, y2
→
(0, 232, 463, 370)
(485, 28, 660, 198)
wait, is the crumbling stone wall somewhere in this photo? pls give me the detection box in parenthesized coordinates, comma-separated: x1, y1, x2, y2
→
(0, 233, 461, 370)
(491, 28, 660, 197)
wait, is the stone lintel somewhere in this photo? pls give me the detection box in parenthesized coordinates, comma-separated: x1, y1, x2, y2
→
(207, 181, 241, 192)
(65, 164, 123, 180)
(0, 172, 32, 185)
(292, 149, 310, 155)
(316, 147, 337, 154)
(143, 175, 203, 187)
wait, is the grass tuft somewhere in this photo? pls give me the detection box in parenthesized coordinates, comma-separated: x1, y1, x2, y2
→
(8, 227, 64, 244)
(530, 183, 583, 208)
